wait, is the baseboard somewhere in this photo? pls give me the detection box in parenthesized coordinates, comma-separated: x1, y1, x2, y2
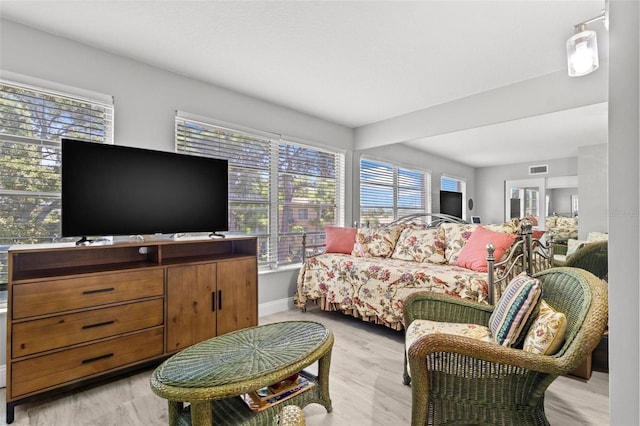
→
(259, 297, 295, 317)
(0, 364, 6, 388)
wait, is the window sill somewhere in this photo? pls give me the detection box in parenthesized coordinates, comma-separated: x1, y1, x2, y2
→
(259, 263, 302, 276)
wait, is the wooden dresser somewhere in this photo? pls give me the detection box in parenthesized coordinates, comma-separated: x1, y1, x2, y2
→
(6, 236, 258, 423)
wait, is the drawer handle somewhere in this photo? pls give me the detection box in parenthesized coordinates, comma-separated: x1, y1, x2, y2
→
(82, 320, 115, 330)
(82, 287, 115, 295)
(82, 353, 114, 364)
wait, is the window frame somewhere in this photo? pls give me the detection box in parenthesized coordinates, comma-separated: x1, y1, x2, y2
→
(175, 112, 345, 270)
(0, 79, 114, 290)
(358, 156, 431, 226)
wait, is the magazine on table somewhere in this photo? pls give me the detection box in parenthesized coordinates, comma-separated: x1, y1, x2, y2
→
(240, 373, 314, 412)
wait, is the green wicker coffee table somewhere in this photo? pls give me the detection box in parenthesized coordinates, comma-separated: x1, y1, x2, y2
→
(150, 321, 333, 426)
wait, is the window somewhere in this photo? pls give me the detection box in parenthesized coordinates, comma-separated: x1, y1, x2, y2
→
(511, 187, 538, 218)
(175, 113, 344, 269)
(359, 158, 430, 226)
(441, 176, 465, 193)
(525, 188, 539, 217)
(0, 81, 114, 290)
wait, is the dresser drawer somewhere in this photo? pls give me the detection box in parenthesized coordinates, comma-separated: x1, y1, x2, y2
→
(12, 299, 164, 358)
(10, 327, 164, 399)
(12, 269, 164, 319)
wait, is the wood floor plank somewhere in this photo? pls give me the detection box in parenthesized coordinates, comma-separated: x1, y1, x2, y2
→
(0, 307, 609, 425)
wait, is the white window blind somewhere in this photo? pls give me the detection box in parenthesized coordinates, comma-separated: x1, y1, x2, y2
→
(359, 158, 430, 226)
(175, 114, 344, 269)
(0, 81, 114, 288)
(441, 176, 465, 192)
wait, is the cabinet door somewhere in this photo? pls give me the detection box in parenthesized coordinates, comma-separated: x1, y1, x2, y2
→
(166, 263, 217, 351)
(216, 258, 258, 336)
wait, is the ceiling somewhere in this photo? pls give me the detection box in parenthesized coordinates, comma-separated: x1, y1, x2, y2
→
(0, 0, 608, 167)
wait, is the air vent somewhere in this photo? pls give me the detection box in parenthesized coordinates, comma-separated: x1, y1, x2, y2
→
(529, 164, 548, 175)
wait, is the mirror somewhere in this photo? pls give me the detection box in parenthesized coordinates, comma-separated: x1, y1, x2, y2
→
(547, 187, 579, 217)
(506, 176, 578, 230)
(546, 175, 579, 219)
(504, 178, 546, 228)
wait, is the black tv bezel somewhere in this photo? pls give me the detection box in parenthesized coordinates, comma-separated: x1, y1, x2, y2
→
(439, 190, 463, 219)
(61, 138, 229, 239)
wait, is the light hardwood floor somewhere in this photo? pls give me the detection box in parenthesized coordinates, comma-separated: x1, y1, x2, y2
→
(1, 307, 609, 425)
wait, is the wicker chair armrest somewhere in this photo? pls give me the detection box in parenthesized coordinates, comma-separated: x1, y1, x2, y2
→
(565, 241, 608, 280)
(403, 291, 494, 328)
(407, 333, 567, 376)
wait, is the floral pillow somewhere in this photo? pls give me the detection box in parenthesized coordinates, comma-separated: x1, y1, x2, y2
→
(523, 300, 567, 355)
(546, 216, 558, 229)
(391, 227, 446, 264)
(556, 216, 577, 227)
(441, 223, 478, 264)
(405, 319, 493, 376)
(484, 222, 520, 235)
(406, 319, 494, 345)
(352, 225, 402, 258)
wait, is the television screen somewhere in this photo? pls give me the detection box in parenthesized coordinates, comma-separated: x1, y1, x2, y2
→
(440, 190, 463, 219)
(62, 139, 228, 238)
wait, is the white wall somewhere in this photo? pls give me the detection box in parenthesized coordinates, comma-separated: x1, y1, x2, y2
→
(608, 1, 639, 424)
(578, 143, 608, 239)
(0, 20, 353, 155)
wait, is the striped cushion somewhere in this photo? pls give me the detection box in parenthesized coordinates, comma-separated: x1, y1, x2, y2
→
(489, 272, 542, 347)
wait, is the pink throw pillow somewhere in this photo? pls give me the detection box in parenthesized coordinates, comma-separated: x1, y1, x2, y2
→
(532, 230, 545, 240)
(325, 226, 357, 254)
(454, 226, 517, 272)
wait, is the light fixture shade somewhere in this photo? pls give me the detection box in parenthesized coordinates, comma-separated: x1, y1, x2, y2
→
(567, 29, 599, 77)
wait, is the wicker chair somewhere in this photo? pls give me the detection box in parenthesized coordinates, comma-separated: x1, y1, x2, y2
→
(564, 240, 608, 281)
(403, 267, 609, 426)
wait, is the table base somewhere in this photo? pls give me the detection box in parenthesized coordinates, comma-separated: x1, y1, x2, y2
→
(170, 372, 332, 426)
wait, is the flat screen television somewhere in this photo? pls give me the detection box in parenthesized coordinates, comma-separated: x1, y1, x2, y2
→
(62, 138, 228, 241)
(439, 190, 463, 219)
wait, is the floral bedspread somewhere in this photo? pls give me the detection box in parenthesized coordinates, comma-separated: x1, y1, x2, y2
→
(296, 253, 490, 328)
